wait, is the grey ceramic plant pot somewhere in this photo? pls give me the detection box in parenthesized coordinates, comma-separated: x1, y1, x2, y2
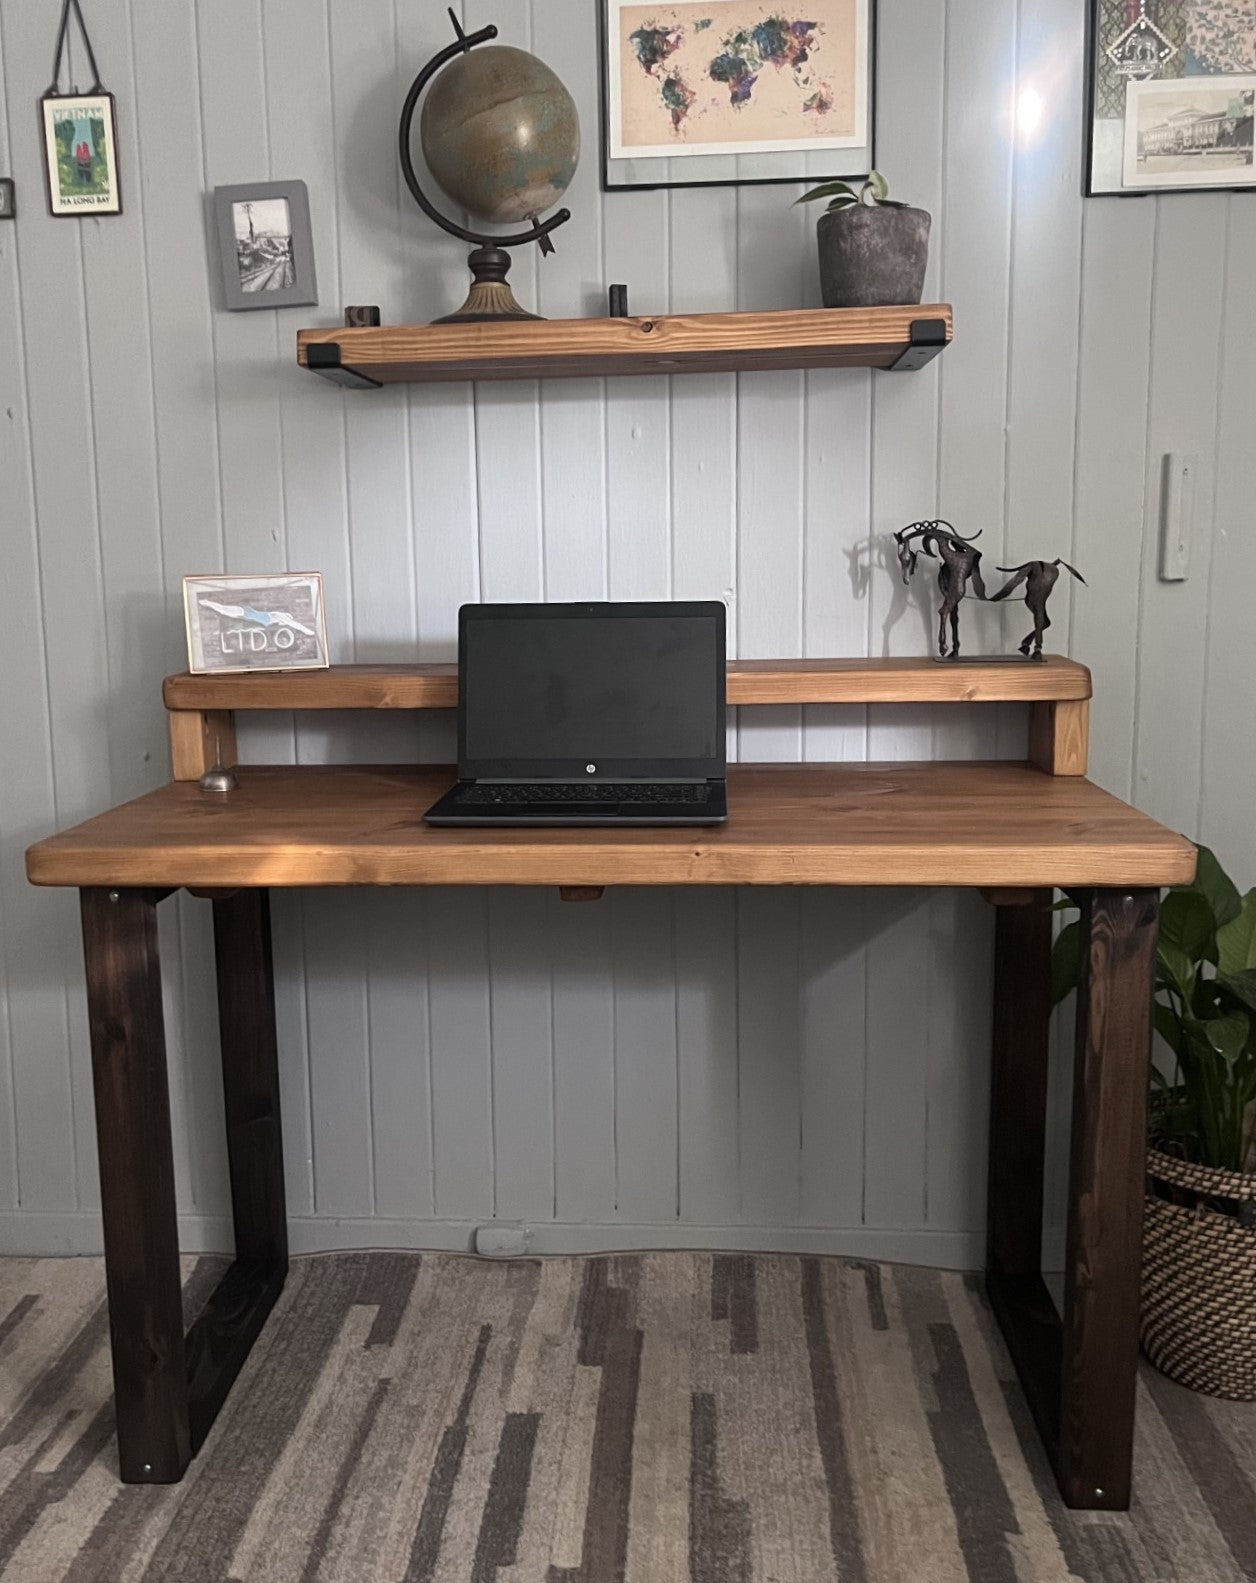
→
(816, 204, 931, 308)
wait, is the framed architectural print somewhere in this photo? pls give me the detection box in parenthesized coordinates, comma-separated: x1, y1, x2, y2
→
(1086, 1, 1256, 196)
(600, 0, 874, 191)
(183, 573, 329, 674)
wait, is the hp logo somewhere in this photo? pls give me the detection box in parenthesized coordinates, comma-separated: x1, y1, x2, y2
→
(586, 763, 597, 774)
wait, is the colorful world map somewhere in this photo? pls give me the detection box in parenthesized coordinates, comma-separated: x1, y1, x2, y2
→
(629, 13, 832, 131)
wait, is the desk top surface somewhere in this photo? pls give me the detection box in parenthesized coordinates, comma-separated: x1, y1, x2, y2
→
(26, 763, 1196, 891)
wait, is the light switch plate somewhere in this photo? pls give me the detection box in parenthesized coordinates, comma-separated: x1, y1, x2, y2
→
(1159, 453, 1197, 583)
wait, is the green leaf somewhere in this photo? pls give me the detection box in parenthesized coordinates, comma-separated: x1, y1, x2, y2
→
(1217, 888, 1256, 976)
(1159, 888, 1216, 966)
(1217, 968, 1256, 1015)
(795, 180, 860, 205)
(866, 169, 889, 202)
(1157, 939, 1197, 1004)
(1051, 920, 1080, 1005)
(826, 196, 859, 212)
(1191, 845, 1241, 929)
(1204, 1013, 1250, 1068)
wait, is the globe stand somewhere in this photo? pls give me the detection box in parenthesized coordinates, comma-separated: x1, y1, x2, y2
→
(434, 246, 542, 325)
(398, 13, 573, 326)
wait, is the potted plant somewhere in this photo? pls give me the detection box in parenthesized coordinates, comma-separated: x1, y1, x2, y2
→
(796, 170, 931, 309)
(1053, 847, 1256, 1399)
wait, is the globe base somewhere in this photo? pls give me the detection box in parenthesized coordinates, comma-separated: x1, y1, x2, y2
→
(434, 246, 543, 325)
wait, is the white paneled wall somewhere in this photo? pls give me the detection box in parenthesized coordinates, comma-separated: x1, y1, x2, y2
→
(1, 0, 1251, 1263)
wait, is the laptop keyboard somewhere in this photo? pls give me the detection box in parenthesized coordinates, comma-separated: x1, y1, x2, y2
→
(456, 782, 712, 806)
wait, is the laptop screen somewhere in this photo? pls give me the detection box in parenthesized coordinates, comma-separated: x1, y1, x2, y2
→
(459, 602, 727, 780)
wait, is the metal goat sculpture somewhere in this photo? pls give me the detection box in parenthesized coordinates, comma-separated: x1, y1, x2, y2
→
(894, 520, 988, 659)
(988, 558, 1087, 657)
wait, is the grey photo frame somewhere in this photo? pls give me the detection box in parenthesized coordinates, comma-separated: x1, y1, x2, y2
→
(212, 179, 317, 311)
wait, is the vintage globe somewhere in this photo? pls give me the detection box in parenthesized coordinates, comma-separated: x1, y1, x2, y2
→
(419, 43, 579, 227)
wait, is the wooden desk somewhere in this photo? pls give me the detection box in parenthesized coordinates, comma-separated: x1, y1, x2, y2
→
(24, 664, 1195, 1512)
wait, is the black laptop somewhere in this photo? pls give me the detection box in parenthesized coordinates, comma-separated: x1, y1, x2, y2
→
(424, 601, 728, 826)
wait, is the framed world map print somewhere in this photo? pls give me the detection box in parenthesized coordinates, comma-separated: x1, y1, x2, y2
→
(1086, 0, 1256, 195)
(600, 0, 874, 191)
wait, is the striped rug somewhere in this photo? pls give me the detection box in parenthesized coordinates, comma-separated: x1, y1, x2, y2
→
(0, 1252, 1253, 1581)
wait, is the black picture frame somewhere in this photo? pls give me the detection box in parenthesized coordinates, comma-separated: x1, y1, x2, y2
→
(1084, 0, 1256, 198)
(599, 0, 877, 193)
(39, 90, 122, 217)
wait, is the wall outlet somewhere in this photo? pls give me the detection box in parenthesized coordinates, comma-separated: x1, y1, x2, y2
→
(1158, 452, 1197, 583)
(474, 1223, 531, 1258)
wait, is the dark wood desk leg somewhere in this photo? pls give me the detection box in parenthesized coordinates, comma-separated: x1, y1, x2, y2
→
(181, 889, 289, 1454)
(1058, 887, 1157, 1511)
(81, 887, 190, 1483)
(212, 889, 288, 1269)
(985, 893, 1064, 1475)
(987, 892, 1053, 1279)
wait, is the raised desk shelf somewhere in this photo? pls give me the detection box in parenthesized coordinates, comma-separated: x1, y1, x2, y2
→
(164, 656, 1092, 781)
(296, 305, 953, 387)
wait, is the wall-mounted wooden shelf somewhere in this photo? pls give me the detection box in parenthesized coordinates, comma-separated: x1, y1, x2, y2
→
(164, 655, 1091, 781)
(295, 304, 953, 388)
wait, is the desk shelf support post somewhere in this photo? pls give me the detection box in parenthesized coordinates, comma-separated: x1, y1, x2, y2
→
(170, 708, 237, 782)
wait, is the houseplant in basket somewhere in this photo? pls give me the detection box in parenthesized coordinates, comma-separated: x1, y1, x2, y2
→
(1053, 847, 1256, 1399)
(795, 170, 931, 308)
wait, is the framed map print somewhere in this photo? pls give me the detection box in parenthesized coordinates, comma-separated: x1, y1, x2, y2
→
(600, 0, 874, 191)
(1086, 0, 1256, 195)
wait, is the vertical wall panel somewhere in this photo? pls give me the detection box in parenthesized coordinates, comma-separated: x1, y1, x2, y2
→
(1199, 202, 1256, 876)
(0, 0, 106, 1214)
(1133, 195, 1229, 837)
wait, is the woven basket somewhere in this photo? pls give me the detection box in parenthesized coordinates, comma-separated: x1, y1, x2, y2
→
(1141, 1148, 1256, 1400)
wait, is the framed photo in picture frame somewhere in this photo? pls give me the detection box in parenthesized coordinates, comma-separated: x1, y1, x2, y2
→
(183, 573, 329, 674)
(1085, 1, 1256, 196)
(599, 0, 875, 191)
(212, 180, 318, 310)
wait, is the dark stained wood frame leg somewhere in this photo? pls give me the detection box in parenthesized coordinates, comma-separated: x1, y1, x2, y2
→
(986, 888, 1158, 1512)
(80, 886, 288, 1484)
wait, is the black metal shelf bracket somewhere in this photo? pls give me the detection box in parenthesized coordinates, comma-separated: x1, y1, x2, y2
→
(305, 344, 382, 390)
(888, 317, 949, 372)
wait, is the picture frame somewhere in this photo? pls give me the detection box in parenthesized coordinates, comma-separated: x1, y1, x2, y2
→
(39, 92, 121, 216)
(1085, 1, 1256, 197)
(0, 179, 14, 219)
(183, 573, 329, 675)
(212, 180, 318, 311)
(599, 0, 875, 192)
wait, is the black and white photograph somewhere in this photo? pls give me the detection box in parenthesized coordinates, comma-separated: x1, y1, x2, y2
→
(1123, 74, 1256, 187)
(183, 572, 329, 673)
(212, 180, 318, 310)
(233, 196, 295, 292)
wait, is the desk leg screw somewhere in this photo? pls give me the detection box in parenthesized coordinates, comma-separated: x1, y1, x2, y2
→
(108, 891, 119, 903)
(1094, 1487, 1104, 1500)
(143, 1463, 152, 1475)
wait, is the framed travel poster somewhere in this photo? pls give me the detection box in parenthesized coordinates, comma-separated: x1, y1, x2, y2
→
(39, 92, 121, 216)
(600, 0, 874, 191)
(1086, 1, 1256, 195)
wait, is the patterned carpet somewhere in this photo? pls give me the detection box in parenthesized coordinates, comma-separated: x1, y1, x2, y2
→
(0, 1252, 1253, 1581)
